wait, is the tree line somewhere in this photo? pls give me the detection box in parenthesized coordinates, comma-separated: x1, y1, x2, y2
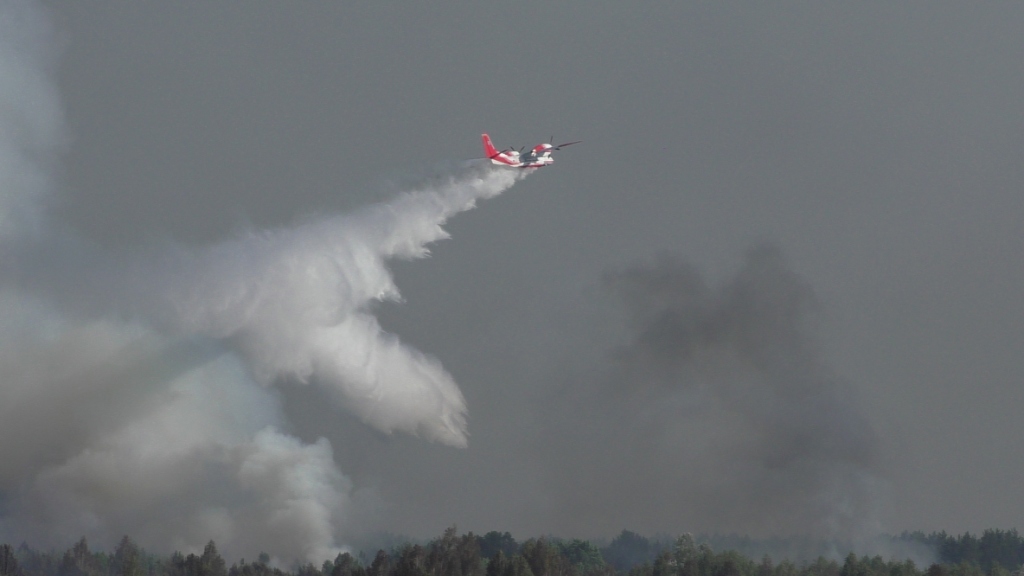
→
(897, 531, 1024, 574)
(2, 528, 1023, 576)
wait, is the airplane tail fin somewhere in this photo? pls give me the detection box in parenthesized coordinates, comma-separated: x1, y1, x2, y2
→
(482, 133, 500, 158)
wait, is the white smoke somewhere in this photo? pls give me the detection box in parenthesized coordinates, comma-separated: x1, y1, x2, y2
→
(0, 0, 528, 561)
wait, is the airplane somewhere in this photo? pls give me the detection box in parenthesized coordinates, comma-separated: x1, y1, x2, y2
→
(482, 133, 581, 168)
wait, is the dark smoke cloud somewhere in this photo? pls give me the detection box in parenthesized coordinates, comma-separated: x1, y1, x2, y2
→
(538, 245, 881, 538)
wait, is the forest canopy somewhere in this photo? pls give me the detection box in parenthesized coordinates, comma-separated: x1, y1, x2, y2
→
(2, 529, 1023, 576)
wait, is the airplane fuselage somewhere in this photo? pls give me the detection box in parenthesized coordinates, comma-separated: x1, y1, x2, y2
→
(482, 134, 577, 168)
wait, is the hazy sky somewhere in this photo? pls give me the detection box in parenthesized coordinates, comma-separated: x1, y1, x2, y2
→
(3, 0, 1023, 557)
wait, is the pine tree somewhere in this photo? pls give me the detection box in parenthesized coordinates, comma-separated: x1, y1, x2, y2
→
(0, 544, 20, 576)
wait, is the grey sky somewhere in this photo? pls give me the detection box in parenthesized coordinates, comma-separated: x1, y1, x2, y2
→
(14, 0, 1024, 550)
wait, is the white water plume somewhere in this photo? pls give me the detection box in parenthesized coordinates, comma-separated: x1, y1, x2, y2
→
(0, 0, 529, 560)
(122, 164, 525, 447)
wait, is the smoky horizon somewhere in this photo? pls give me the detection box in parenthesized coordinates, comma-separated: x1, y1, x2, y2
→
(0, 0, 1020, 564)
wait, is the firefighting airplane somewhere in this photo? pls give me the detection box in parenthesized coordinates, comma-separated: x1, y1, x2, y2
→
(482, 133, 581, 168)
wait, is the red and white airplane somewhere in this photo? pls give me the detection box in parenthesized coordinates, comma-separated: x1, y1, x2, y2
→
(482, 133, 581, 168)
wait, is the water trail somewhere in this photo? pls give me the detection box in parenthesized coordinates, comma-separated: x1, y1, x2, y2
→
(0, 0, 530, 558)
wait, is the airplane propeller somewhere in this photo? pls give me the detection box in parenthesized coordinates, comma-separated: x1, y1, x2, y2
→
(546, 135, 581, 150)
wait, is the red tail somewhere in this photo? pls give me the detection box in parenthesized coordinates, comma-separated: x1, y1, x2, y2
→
(482, 133, 499, 158)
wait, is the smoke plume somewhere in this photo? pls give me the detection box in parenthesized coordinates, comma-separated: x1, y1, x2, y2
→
(539, 246, 881, 538)
(0, 0, 527, 561)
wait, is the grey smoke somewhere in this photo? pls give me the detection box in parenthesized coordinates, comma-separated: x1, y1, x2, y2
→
(538, 246, 880, 538)
(0, 0, 62, 240)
